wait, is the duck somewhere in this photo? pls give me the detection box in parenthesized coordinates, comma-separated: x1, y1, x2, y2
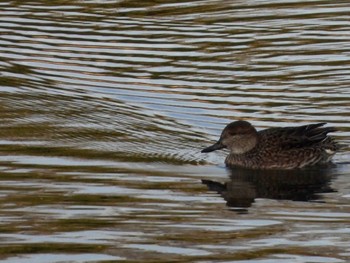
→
(201, 120, 339, 169)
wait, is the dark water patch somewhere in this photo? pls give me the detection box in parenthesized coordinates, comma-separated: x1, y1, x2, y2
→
(0, 243, 110, 259)
(202, 166, 337, 210)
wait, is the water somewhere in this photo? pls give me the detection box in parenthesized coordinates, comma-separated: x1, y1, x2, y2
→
(0, 0, 350, 262)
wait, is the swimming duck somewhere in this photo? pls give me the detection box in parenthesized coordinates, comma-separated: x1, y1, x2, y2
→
(201, 121, 339, 169)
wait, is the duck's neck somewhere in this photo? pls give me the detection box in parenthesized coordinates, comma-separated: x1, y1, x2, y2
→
(229, 134, 258, 154)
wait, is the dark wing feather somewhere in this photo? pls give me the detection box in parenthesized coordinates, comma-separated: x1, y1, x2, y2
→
(284, 123, 337, 148)
(260, 123, 337, 149)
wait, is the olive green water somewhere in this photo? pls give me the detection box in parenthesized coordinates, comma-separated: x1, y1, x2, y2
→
(1, 1, 350, 262)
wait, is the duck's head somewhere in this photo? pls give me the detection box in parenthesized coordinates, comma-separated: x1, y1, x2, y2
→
(201, 120, 258, 154)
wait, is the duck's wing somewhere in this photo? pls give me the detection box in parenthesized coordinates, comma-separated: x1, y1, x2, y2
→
(295, 123, 336, 141)
(262, 123, 337, 149)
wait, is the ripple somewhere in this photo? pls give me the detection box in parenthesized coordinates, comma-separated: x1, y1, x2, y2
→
(2, 254, 123, 263)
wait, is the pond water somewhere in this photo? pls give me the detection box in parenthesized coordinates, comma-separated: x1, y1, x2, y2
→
(0, 0, 350, 262)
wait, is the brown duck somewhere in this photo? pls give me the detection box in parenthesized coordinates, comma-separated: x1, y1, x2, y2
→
(201, 121, 339, 169)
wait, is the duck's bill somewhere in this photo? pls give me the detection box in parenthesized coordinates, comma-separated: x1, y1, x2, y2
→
(201, 141, 225, 153)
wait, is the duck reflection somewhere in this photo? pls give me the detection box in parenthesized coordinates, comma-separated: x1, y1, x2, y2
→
(202, 166, 336, 210)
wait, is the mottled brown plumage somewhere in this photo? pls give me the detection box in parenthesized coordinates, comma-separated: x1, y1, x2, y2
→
(201, 121, 339, 169)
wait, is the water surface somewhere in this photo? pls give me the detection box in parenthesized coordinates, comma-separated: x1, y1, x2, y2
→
(0, 0, 350, 262)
